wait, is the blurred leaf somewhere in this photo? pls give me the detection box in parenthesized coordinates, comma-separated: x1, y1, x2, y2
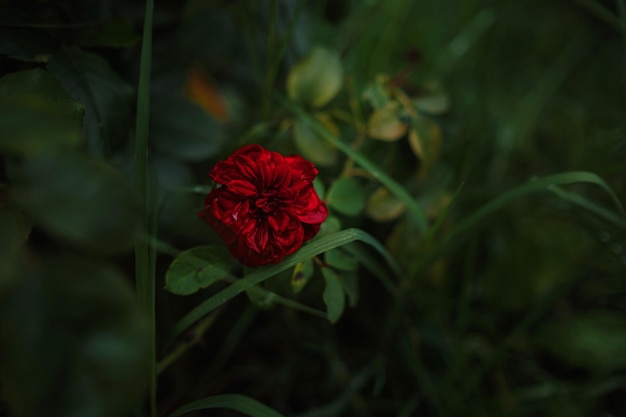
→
(185, 64, 229, 123)
(0, 30, 55, 62)
(165, 245, 233, 296)
(0, 254, 149, 417)
(341, 272, 359, 308)
(150, 92, 225, 161)
(12, 149, 140, 254)
(0, 207, 30, 293)
(77, 17, 140, 48)
(291, 259, 314, 294)
(408, 117, 442, 179)
(366, 186, 407, 222)
(179, 5, 237, 64)
(326, 177, 366, 216)
(0, 68, 83, 121)
(48, 47, 134, 157)
(325, 248, 358, 271)
(534, 313, 626, 371)
(151, 155, 209, 240)
(294, 113, 339, 167)
(287, 47, 343, 108)
(414, 93, 450, 115)
(367, 101, 408, 140)
(0, 69, 83, 154)
(362, 75, 391, 109)
(323, 268, 345, 323)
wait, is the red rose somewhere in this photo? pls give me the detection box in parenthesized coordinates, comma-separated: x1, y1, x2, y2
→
(199, 144, 328, 266)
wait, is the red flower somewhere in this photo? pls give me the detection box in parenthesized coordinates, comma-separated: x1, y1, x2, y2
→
(199, 144, 328, 266)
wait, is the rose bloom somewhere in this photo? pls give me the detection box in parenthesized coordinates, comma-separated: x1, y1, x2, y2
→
(199, 144, 328, 267)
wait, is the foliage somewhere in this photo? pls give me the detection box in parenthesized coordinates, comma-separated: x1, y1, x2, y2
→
(1, 0, 626, 416)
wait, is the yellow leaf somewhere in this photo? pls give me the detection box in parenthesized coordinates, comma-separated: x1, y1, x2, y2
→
(366, 187, 406, 222)
(367, 101, 408, 141)
(408, 117, 442, 179)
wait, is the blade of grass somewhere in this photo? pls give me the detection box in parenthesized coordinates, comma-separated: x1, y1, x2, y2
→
(279, 97, 429, 235)
(549, 186, 626, 230)
(169, 228, 402, 342)
(169, 394, 286, 417)
(134, 0, 155, 415)
(410, 171, 626, 276)
(574, 0, 624, 34)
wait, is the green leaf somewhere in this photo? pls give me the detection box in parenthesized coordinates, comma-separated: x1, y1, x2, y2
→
(170, 228, 403, 341)
(326, 177, 366, 216)
(294, 117, 338, 167)
(169, 394, 286, 417)
(48, 47, 134, 157)
(325, 248, 358, 271)
(291, 259, 314, 294)
(534, 313, 626, 371)
(322, 268, 345, 323)
(150, 92, 225, 161)
(0, 254, 149, 417)
(12, 149, 140, 254)
(165, 246, 233, 296)
(287, 46, 343, 108)
(0, 69, 83, 154)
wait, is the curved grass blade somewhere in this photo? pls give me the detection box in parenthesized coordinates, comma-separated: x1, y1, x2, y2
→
(549, 186, 626, 231)
(171, 228, 402, 340)
(411, 171, 626, 275)
(279, 97, 429, 235)
(169, 394, 286, 417)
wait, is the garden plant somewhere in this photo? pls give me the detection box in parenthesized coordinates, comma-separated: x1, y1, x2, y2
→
(1, 0, 626, 416)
